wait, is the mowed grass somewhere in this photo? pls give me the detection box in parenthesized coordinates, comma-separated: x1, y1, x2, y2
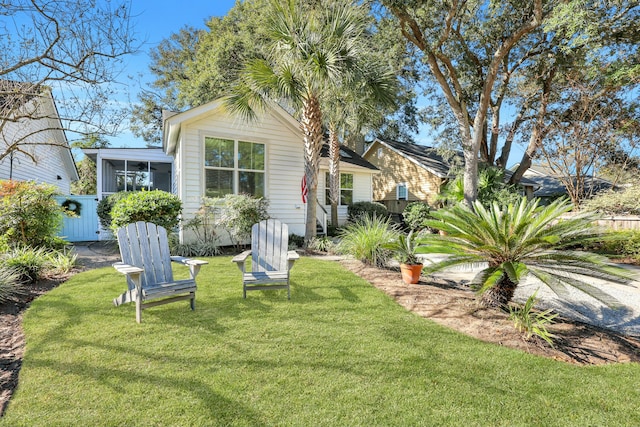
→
(3, 257, 640, 426)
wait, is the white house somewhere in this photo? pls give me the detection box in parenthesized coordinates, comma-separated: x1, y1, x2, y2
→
(163, 98, 379, 243)
(0, 80, 78, 193)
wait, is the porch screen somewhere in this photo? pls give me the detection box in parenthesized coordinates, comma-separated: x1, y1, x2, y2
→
(205, 137, 265, 198)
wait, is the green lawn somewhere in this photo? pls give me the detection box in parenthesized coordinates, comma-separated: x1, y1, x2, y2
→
(3, 257, 640, 426)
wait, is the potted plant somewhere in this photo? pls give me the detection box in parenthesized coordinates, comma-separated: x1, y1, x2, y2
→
(386, 230, 423, 284)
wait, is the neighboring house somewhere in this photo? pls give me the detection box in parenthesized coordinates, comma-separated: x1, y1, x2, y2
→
(515, 164, 618, 204)
(0, 80, 78, 193)
(363, 138, 536, 214)
(363, 138, 452, 214)
(163, 99, 379, 243)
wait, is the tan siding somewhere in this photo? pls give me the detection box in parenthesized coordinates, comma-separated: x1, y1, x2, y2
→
(364, 141, 443, 209)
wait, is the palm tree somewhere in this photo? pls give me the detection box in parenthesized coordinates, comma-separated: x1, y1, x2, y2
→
(225, 0, 369, 244)
(416, 197, 633, 309)
(325, 62, 397, 227)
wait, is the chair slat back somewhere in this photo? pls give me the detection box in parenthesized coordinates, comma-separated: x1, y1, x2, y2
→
(116, 222, 174, 289)
(251, 219, 289, 273)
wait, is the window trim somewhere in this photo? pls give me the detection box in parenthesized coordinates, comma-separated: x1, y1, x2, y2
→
(324, 171, 354, 206)
(397, 182, 408, 200)
(202, 135, 267, 198)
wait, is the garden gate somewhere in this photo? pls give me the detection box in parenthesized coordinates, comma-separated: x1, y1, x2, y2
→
(55, 195, 100, 242)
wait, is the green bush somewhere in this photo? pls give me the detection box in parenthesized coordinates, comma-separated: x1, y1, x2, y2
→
(206, 194, 269, 249)
(289, 233, 305, 249)
(97, 192, 131, 229)
(0, 266, 23, 304)
(402, 202, 432, 231)
(1, 246, 50, 284)
(589, 230, 640, 258)
(110, 190, 182, 232)
(509, 291, 558, 347)
(170, 241, 221, 257)
(337, 214, 398, 267)
(347, 201, 388, 222)
(582, 186, 640, 215)
(308, 236, 335, 253)
(0, 180, 63, 249)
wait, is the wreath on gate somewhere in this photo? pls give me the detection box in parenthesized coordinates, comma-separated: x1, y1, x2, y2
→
(61, 198, 82, 216)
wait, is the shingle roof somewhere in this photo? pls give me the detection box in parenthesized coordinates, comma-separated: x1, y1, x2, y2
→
(373, 138, 459, 178)
(372, 138, 538, 187)
(321, 143, 378, 171)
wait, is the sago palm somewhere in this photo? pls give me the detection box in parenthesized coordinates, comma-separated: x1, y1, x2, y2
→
(416, 197, 633, 308)
(225, 0, 369, 243)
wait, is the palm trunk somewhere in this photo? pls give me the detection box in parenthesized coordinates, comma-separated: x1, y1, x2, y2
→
(300, 95, 324, 246)
(480, 274, 518, 309)
(328, 123, 340, 228)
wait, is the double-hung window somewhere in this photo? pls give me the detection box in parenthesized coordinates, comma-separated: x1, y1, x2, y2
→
(397, 182, 408, 200)
(204, 137, 265, 198)
(325, 172, 353, 205)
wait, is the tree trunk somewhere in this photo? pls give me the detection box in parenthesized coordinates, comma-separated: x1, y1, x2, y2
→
(300, 95, 324, 245)
(480, 274, 518, 309)
(328, 124, 340, 228)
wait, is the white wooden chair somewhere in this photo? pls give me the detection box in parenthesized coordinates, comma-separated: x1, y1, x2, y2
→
(112, 221, 208, 323)
(232, 219, 299, 299)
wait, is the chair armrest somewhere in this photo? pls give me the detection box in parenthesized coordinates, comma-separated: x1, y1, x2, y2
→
(113, 262, 144, 275)
(170, 256, 209, 266)
(287, 251, 300, 261)
(232, 250, 252, 264)
(232, 250, 252, 273)
(170, 257, 208, 280)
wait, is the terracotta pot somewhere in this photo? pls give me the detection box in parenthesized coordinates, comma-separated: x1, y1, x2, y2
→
(400, 263, 423, 284)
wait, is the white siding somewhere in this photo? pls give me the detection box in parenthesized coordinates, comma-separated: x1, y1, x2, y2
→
(0, 111, 74, 193)
(319, 167, 375, 225)
(176, 108, 307, 242)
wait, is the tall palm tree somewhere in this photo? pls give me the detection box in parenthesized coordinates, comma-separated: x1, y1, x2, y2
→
(416, 197, 633, 309)
(225, 0, 369, 243)
(325, 62, 397, 227)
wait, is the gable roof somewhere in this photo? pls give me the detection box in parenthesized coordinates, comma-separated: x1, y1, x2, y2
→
(0, 79, 78, 182)
(364, 138, 459, 179)
(366, 138, 537, 187)
(514, 164, 619, 197)
(162, 98, 302, 155)
(320, 143, 378, 171)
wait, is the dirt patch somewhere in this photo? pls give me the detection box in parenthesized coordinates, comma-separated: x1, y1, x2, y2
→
(340, 259, 640, 365)
(0, 275, 70, 416)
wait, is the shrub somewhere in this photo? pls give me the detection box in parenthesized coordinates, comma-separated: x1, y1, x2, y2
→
(45, 249, 78, 275)
(402, 202, 432, 231)
(110, 190, 182, 231)
(0, 267, 23, 304)
(170, 241, 221, 257)
(0, 180, 63, 249)
(509, 291, 558, 346)
(289, 233, 305, 249)
(180, 202, 221, 253)
(582, 186, 640, 215)
(347, 201, 388, 222)
(337, 215, 398, 267)
(97, 192, 131, 229)
(590, 230, 640, 258)
(308, 235, 335, 253)
(1, 246, 50, 284)
(206, 194, 269, 249)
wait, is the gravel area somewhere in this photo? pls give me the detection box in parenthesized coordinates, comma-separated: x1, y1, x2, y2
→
(420, 255, 640, 338)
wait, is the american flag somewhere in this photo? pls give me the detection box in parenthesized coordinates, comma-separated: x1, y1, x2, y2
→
(301, 175, 308, 203)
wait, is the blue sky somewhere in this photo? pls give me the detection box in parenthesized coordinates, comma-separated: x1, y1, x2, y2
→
(110, 0, 237, 148)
